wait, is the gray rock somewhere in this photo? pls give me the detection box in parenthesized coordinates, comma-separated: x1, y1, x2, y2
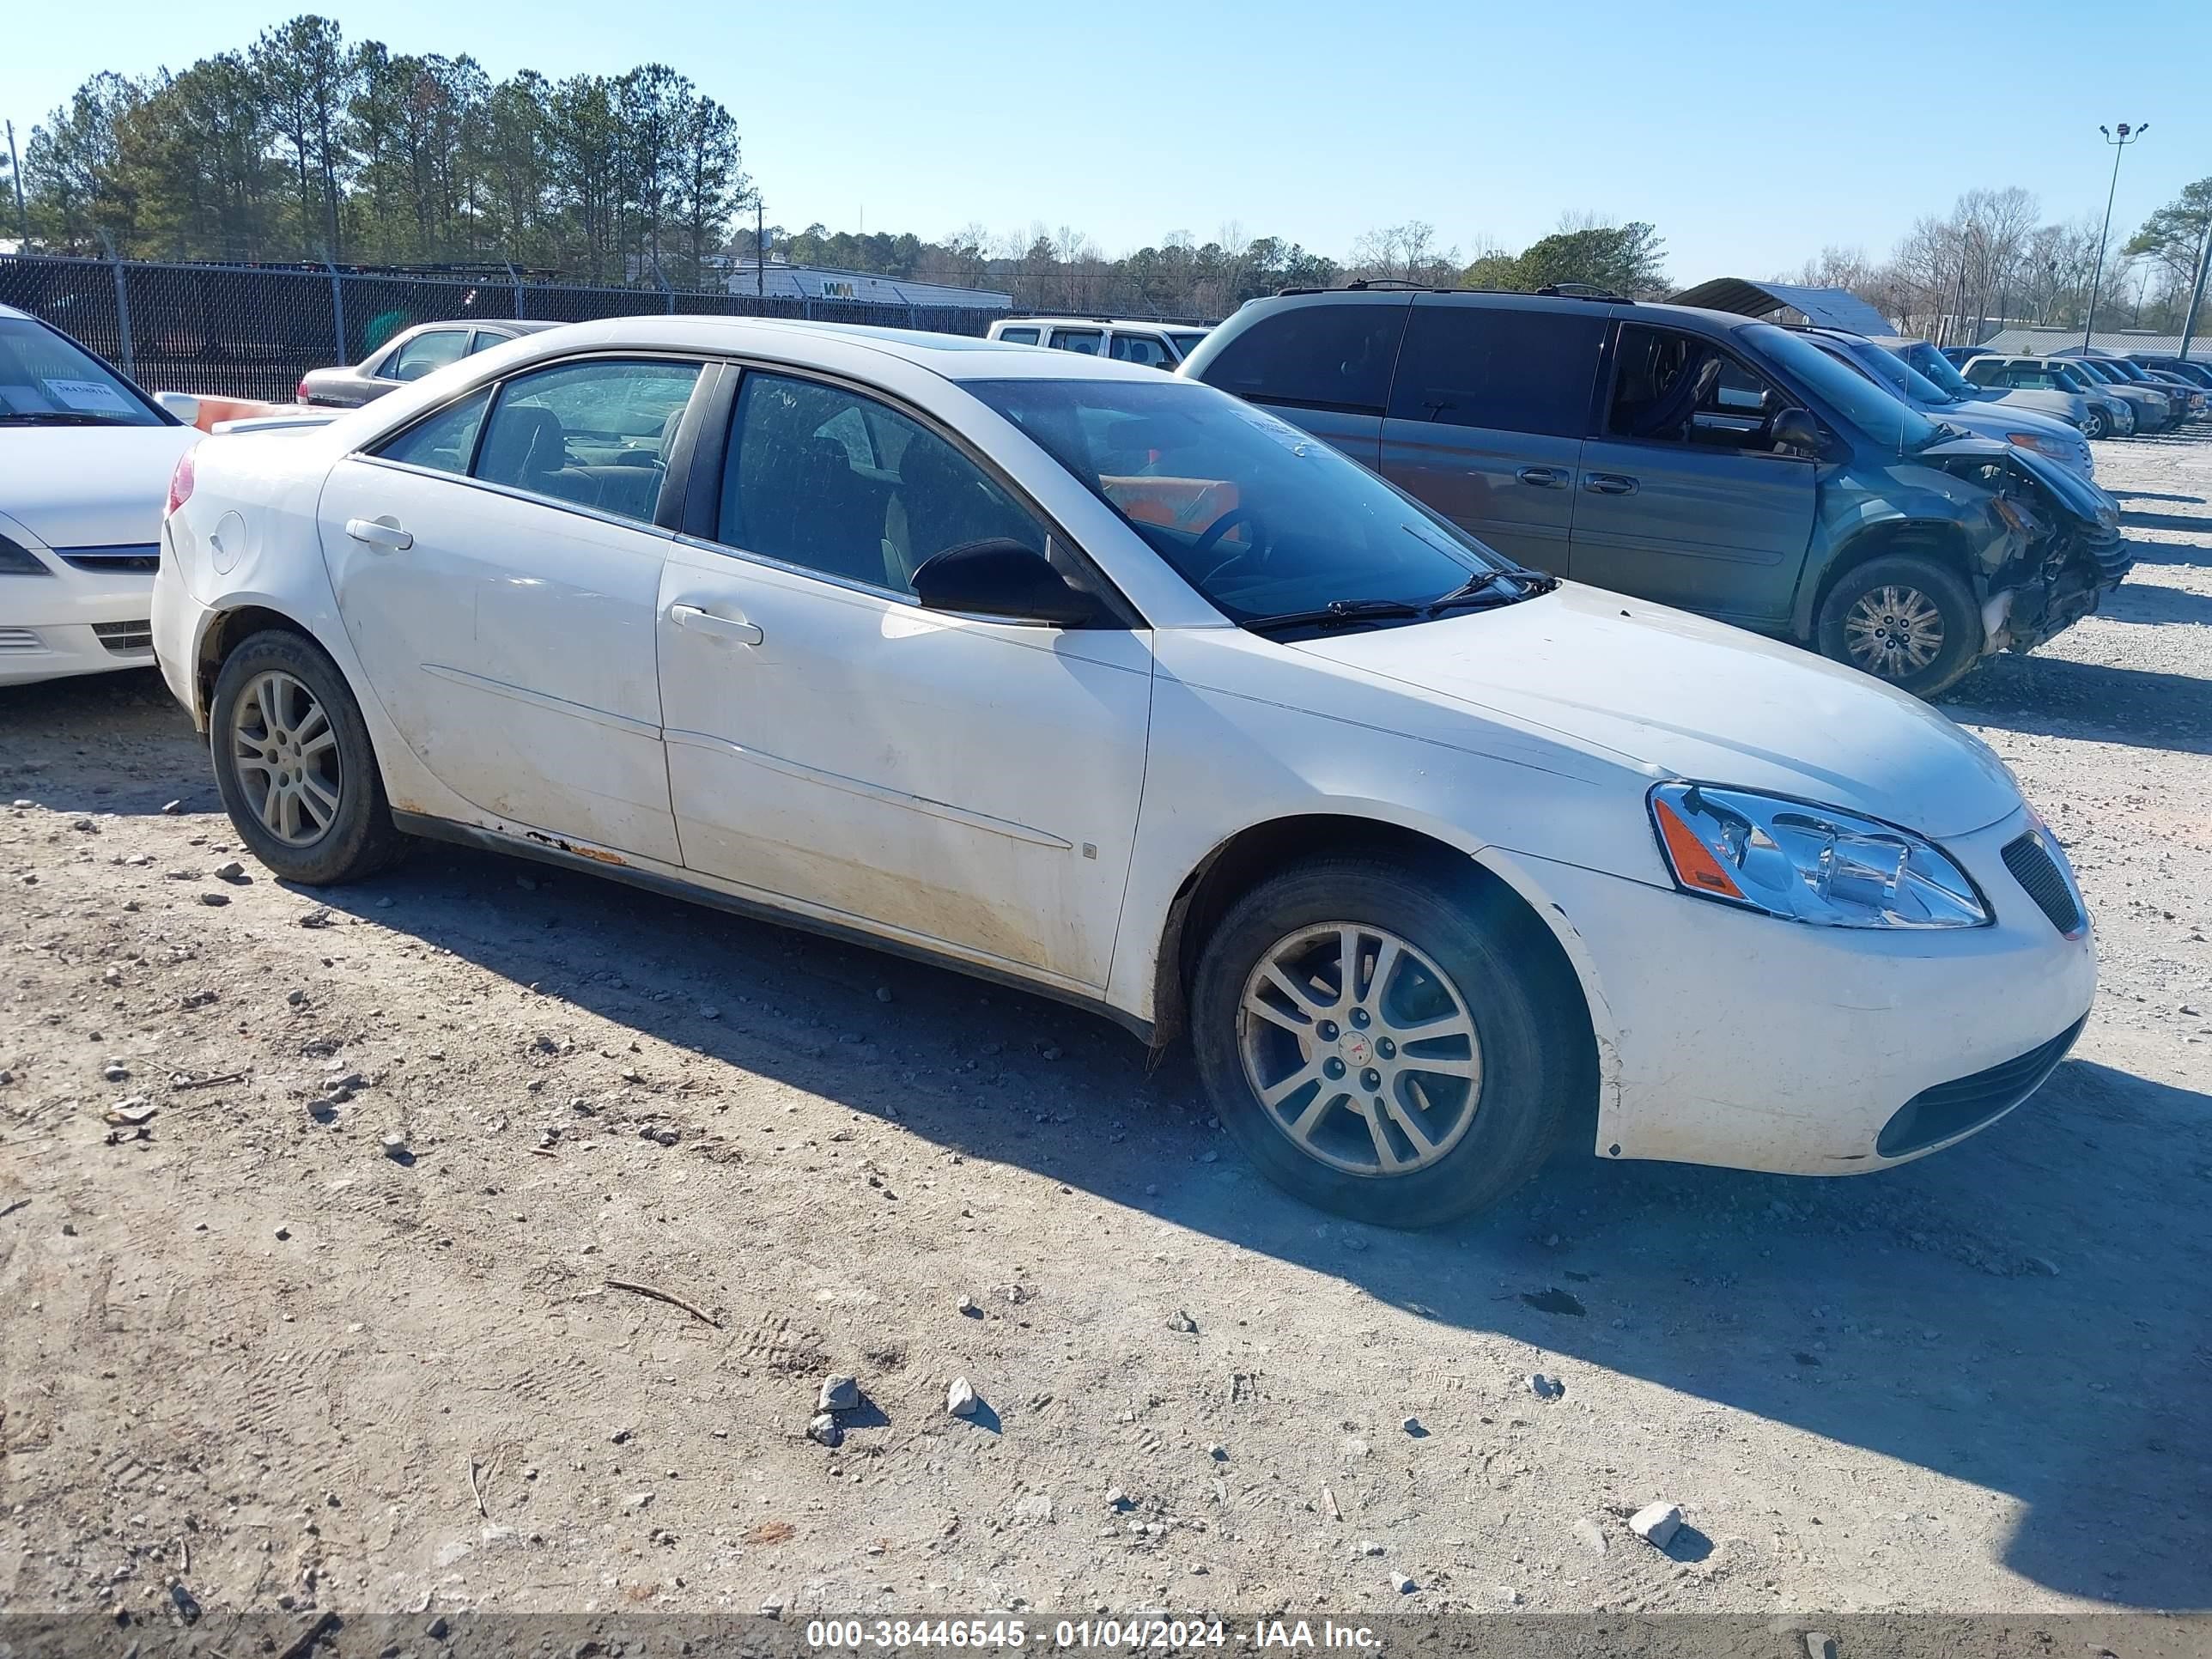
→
(1529, 1372, 1565, 1401)
(1358, 1540, 1385, 1557)
(1166, 1310, 1199, 1334)
(623, 1491, 654, 1510)
(380, 1133, 410, 1158)
(1629, 1502, 1682, 1550)
(1390, 1571, 1419, 1595)
(1011, 1492, 1053, 1524)
(1572, 1516, 1608, 1555)
(1206, 1443, 1227, 1462)
(161, 799, 182, 815)
(1401, 1416, 1425, 1437)
(1805, 1636, 1839, 1659)
(214, 861, 245, 881)
(1105, 1487, 1131, 1510)
(947, 1376, 980, 1418)
(806, 1413, 843, 1448)
(198, 891, 230, 907)
(817, 1374, 860, 1413)
(102, 1063, 129, 1083)
(957, 1294, 981, 1316)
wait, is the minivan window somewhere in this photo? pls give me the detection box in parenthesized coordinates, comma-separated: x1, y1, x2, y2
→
(998, 327, 1040, 345)
(1386, 304, 1604, 438)
(1606, 325, 1793, 451)
(1109, 332, 1176, 368)
(1741, 323, 1938, 452)
(972, 376, 1516, 623)
(1197, 301, 1409, 416)
(1051, 328, 1105, 355)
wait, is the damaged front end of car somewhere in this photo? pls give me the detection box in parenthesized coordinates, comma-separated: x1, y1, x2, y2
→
(1933, 445, 2133, 655)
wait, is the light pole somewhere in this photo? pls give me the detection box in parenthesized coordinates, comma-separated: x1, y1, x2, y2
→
(2082, 121, 2148, 351)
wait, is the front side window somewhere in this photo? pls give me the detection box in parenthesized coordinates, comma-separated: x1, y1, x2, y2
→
(0, 317, 161, 426)
(972, 376, 1510, 623)
(1739, 324, 1936, 452)
(387, 330, 471, 382)
(718, 372, 1048, 596)
(1195, 301, 1408, 416)
(1109, 332, 1176, 368)
(1606, 324, 1794, 451)
(1386, 303, 1604, 437)
(377, 386, 492, 474)
(1050, 328, 1105, 355)
(472, 358, 701, 520)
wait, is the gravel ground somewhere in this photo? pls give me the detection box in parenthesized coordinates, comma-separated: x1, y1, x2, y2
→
(3, 434, 2209, 1628)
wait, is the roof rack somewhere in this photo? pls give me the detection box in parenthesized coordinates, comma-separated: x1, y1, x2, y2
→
(1534, 283, 1631, 302)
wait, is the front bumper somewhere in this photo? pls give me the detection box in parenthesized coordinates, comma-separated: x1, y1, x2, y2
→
(0, 568, 157, 687)
(1519, 804, 2096, 1176)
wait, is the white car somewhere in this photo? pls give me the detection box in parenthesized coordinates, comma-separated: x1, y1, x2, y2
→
(2, 304, 200, 687)
(151, 317, 2096, 1226)
(988, 317, 1209, 368)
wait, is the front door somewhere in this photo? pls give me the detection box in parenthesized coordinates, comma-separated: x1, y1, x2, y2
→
(1377, 298, 1605, 574)
(319, 355, 704, 861)
(1568, 323, 1816, 628)
(656, 368, 1153, 988)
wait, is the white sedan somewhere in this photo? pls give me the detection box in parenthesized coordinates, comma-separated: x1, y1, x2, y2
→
(150, 317, 2096, 1226)
(2, 303, 200, 686)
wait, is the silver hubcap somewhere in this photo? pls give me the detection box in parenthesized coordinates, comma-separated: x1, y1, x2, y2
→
(229, 671, 342, 846)
(1843, 585, 1945, 678)
(1237, 922, 1482, 1177)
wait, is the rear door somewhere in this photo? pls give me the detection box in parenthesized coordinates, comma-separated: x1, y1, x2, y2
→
(1567, 322, 1816, 627)
(1376, 297, 1603, 574)
(1187, 296, 1408, 469)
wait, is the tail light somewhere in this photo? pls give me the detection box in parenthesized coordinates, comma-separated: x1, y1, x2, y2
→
(295, 379, 313, 404)
(165, 448, 196, 519)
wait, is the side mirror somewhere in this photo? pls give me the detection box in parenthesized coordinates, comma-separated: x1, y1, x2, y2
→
(911, 538, 1102, 627)
(155, 390, 201, 426)
(1770, 406, 1826, 456)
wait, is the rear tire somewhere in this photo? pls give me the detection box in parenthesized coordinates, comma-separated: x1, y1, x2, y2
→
(209, 628, 409, 884)
(1190, 858, 1584, 1229)
(1815, 552, 1982, 700)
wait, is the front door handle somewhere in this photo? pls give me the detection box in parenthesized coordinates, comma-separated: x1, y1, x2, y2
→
(668, 603, 763, 646)
(1583, 472, 1639, 496)
(1515, 465, 1569, 488)
(345, 515, 413, 550)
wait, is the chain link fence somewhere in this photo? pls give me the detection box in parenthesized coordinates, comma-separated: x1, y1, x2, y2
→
(0, 253, 1007, 403)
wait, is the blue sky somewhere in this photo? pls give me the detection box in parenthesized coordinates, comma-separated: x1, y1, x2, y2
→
(5, 0, 2209, 282)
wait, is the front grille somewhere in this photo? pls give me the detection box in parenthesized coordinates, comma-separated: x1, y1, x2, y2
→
(0, 627, 45, 653)
(1877, 1015, 2087, 1158)
(56, 544, 161, 574)
(2003, 831, 2084, 936)
(91, 620, 153, 654)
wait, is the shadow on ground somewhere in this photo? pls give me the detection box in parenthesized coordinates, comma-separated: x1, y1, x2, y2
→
(1944, 653, 2212, 756)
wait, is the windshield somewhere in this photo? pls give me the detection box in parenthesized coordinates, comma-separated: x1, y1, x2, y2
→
(0, 318, 163, 425)
(969, 376, 1512, 623)
(1896, 340, 1981, 400)
(2069, 359, 2118, 384)
(1741, 323, 1939, 452)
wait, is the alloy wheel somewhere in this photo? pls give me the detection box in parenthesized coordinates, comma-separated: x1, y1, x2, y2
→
(1236, 921, 1483, 1177)
(1841, 584, 1945, 678)
(229, 670, 343, 846)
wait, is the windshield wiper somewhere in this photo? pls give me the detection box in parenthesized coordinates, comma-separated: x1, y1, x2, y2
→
(1426, 568, 1559, 611)
(0, 410, 128, 426)
(1240, 598, 1429, 635)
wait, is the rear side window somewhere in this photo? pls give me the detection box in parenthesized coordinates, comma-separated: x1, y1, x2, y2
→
(997, 327, 1040, 345)
(1196, 301, 1408, 416)
(377, 386, 491, 474)
(387, 330, 471, 382)
(1385, 304, 1604, 437)
(1109, 332, 1176, 368)
(472, 358, 701, 521)
(1051, 328, 1105, 355)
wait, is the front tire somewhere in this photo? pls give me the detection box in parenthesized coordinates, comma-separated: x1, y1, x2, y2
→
(1815, 553, 1982, 700)
(209, 628, 408, 884)
(2081, 408, 2106, 441)
(1190, 858, 1584, 1229)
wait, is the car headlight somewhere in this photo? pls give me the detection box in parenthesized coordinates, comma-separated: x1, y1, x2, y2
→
(2004, 431, 2063, 458)
(1649, 782, 1990, 929)
(0, 532, 55, 575)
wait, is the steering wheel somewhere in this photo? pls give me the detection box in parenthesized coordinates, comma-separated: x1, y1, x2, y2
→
(1193, 507, 1273, 586)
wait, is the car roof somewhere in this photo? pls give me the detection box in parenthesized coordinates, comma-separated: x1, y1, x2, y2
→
(0, 302, 28, 322)
(996, 318, 1182, 332)
(398, 317, 563, 335)
(475, 313, 1176, 386)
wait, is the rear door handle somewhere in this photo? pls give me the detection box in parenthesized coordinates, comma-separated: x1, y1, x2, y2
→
(668, 603, 763, 646)
(1583, 473, 1639, 496)
(1515, 465, 1569, 488)
(344, 515, 413, 550)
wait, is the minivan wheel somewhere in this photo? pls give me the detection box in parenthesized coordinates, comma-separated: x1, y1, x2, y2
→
(1190, 858, 1580, 1229)
(210, 629, 409, 884)
(1815, 554, 1982, 700)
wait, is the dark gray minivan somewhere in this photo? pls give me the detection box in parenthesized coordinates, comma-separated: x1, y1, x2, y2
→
(1180, 289, 2130, 696)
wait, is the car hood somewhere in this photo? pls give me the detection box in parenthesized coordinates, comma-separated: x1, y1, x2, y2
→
(1289, 585, 2023, 842)
(1950, 397, 2078, 441)
(0, 424, 198, 548)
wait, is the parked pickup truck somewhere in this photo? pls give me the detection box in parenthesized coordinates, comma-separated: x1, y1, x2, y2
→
(1182, 288, 2133, 696)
